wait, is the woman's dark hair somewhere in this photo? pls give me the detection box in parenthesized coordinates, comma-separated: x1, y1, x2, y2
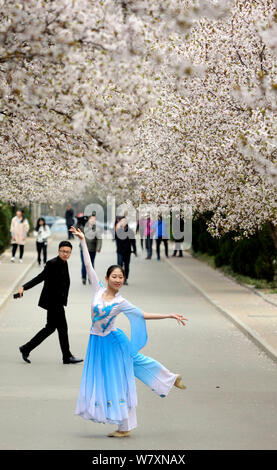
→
(16, 208, 25, 223)
(59, 241, 73, 250)
(106, 265, 126, 279)
(35, 217, 46, 231)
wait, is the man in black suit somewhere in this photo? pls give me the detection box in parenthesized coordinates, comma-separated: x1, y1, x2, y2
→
(17, 240, 83, 365)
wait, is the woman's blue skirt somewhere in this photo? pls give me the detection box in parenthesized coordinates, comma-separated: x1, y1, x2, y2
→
(75, 329, 137, 426)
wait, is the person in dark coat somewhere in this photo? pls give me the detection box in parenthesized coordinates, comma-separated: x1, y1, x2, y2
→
(84, 215, 102, 266)
(16, 241, 83, 365)
(115, 217, 137, 285)
(65, 204, 75, 240)
(80, 214, 102, 284)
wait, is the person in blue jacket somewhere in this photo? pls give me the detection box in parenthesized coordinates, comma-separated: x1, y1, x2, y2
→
(152, 215, 169, 261)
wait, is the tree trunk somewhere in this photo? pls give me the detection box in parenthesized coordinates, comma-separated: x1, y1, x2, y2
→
(267, 222, 277, 251)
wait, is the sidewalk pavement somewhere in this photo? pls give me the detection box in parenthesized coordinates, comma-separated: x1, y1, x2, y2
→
(0, 235, 55, 312)
(166, 246, 277, 364)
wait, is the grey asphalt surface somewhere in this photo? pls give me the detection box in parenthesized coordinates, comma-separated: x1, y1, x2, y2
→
(0, 233, 277, 450)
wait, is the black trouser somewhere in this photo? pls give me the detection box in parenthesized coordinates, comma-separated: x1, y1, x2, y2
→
(156, 237, 169, 259)
(67, 225, 74, 240)
(12, 243, 24, 259)
(22, 305, 72, 361)
(139, 233, 144, 250)
(145, 237, 153, 258)
(117, 252, 131, 280)
(36, 241, 47, 264)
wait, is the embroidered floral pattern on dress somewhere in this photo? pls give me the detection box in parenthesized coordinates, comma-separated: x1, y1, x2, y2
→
(101, 315, 116, 333)
(92, 303, 118, 327)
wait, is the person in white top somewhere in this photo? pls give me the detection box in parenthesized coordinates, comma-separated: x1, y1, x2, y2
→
(70, 226, 188, 438)
(33, 218, 51, 266)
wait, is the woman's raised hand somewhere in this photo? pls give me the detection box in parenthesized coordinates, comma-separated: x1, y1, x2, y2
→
(69, 226, 85, 240)
(170, 314, 188, 326)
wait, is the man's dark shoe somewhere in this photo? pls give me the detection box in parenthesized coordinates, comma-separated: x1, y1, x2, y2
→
(19, 346, 31, 364)
(82, 278, 86, 285)
(63, 356, 83, 364)
(124, 280, 128, 285)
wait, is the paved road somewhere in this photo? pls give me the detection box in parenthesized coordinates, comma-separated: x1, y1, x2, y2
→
(0, 234, 277, 450)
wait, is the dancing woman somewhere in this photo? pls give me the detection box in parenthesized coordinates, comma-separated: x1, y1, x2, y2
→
(70, 226, 188, 438)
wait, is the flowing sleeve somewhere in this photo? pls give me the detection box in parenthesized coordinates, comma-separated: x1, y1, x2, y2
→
(80, 238, 102, 293)
(120, 299, 148, 355)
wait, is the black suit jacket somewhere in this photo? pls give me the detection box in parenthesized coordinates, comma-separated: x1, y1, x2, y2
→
(23, 256, 70, 310)
(115, 226, 137, 255)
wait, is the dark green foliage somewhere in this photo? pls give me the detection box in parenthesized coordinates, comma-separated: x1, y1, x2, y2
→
(192, 213, 276, 281)
(254, 255, 274, 281)
(191, 211, 214, 253)
(230, 238, 260, 278)
(0, 202, 13, 254)
(215, 235, 236, 267)
(198, 231, 219, 255)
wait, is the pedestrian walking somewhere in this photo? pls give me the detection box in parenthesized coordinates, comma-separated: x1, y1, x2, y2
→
(144, 215, 155, 260)
(70, 226, 187, 438)
(65, 204, 75, 240)
(34, 217, 51, 266)
(136, 216, 145, 251)
(16, 240, 83, 365)
(10, 209, 30, 263)
(172, 216, 184, 257)
(82, 214, 102, 284)
(152, 215, 169, 261)
(115, 217, 137, 285)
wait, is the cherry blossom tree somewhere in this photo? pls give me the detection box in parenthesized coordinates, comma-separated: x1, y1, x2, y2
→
(0, 0, 276, 249)
(0, 0, 159, 203)
(124, 0, 277, 246)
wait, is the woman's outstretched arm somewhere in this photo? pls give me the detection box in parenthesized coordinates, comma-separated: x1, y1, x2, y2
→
(142, 311, 188, 326)
(69, 226, 101, 292)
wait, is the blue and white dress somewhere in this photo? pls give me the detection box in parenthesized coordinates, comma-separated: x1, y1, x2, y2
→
(75, 238, 178, 431)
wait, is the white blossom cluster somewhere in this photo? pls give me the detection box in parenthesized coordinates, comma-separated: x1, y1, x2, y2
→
(0, 0, 276, 240)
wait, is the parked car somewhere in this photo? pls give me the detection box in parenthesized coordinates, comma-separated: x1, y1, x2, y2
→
(50, 217, 67, 233)
(40, 215, 59, 228)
